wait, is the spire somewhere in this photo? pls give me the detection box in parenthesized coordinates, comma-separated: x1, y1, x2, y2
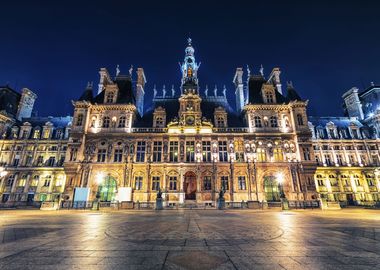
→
(180, 37, 200, 94)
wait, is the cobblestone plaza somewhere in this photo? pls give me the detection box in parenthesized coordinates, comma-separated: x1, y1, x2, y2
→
(1, 209, 380, 269)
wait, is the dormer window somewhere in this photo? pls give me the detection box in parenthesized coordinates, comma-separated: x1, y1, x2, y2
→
(216, 117, 225, 128)
(265, 93, 274, 103)
(33, 129, 40, 139)
(156, 117, 164, 127)
(296, 114, 304, 126)
(76, 114, 83, 126)
(106, 92, 114, 103)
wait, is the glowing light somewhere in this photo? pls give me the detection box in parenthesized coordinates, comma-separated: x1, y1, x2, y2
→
(276, 172, 284, 184)
(96, 173, 104, 185)
(0, 167, 7, 178)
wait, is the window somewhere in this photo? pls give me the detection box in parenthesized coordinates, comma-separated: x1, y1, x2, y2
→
(136, 141, 146, 162)
(270, 116, 278, 127)
(315, 155, 320, 165)
(169, 141, 178, 162)
(22, 129, 29, 139)
(317, 179, 324, 186)
(218, 141, 228, 162)
(186, 141, 195, 162)
(152, 176, 160, 191)
(302, 148, 311, 161)
(238, 176, 246, 190)
(324, 155, 332, 166)
(118, 116, 126, 128)
(203, 176, 211, 191)
(18, 175, 27, 187)
(102, 116, 110, 128)
(76, 114, 83, 126)
(33, 129, 40, 139)
(217, 117, 225, 127)
(234, 141, 245, 162)
(6, 175, 15, 186)
(265, 92, 274, 103)
(257, 148, 266, 162)
(273, 148, 283, 162)
(31, 175, 39, 187)
(297, 114, 304, 126)
(37, 156, 44, 166)
(169, 176, 177, 190)
(354, 177, 361, 187)
(106, 92, 114, 103)
(156, 117, 164, 127)
(97, 149, 106, 162)
(47, 156, 55, 167)
(372, 155, 380, 166)
(56, 129, 63, 139)
(25, 155, 33, 166)
(221, 176, 229, 190)
(13, 156, 20, 167)
(43, 175, 51, 187)
(348, 155, 355, 165)
(367, 177, 374, 186)
(135, 176, 143, 190)
(336, 154, 343, 165)
(202, 141, 211, 162)
(360, 155, 367, 166)
(114, 149, 123, 162)
(254, 116, 262, 127)
(153, 141, 162, 162)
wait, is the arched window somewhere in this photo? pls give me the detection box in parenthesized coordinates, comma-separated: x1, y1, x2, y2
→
(254, 116, 262, 127)
(118, 116, 126, 128)
(102, 116, 110, 128)
(270, 116, 278, 127)
(76, 114, 83, 126)
(297, 114, 304, 126)
(106, 92, 114, 103)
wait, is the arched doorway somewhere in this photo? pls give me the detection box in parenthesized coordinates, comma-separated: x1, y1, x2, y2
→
(98, 175, 117, 202)
(264, 176, 281, 202)
(184, 171, 197, 200)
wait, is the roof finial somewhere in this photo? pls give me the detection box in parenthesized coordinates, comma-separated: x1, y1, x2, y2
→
(259, 64, 264, 76)
(187, 37, 192, 45)
(116, 64, 120, 76)
(129, 65, 133, 76)
(246, 65, 251, 77)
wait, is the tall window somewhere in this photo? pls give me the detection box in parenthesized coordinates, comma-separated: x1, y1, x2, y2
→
(238, 176, 246, 190)
(25, 155, 33, 166)
(136, 141, 146, 162)
(270, 116, 278, 127)
(118, 116, 126, 128)
(218, 141, 228, 162)
(203, 176, 212, 190)
(156, 117, 164, 127)
(76, 114, 83, 126)
(56, 129, 63, 139)
(254, 116, 262, 127)
(297, 114, 304, 126)
(31, 175, 39, 187)
(6, 175, 15, 186)
(153, 141, 162, 162)
(257, 148, 266, 162)
(349, 155, 355, 165)
(217, 117, 225, 127)
(152, 176, 160, 191)
(273, 148, 283, 162)
(234, 141, 245, 162)
(221, 176, 229, 190)
(336, 154, 343, 165)
(202, 141, 211, 162)
(114, 149, 123, 162)
(47, 156, 55, 166)
(18, 175, 27, 187)
(97, 149, 106, 162)
(169, 141, 178, 162)
(43, 175, 51, 187)
(33, 129, 40, 139)
(37, 155, 44, 166)
(106, 92, 114, 103)
(324, 155, 332, 166)
(135, 176, 143, 190)
(102, 116, 110, 128)
(302, 148, 310, 161)
(186, 141, 195, 162)
(169, 176, 177, 190)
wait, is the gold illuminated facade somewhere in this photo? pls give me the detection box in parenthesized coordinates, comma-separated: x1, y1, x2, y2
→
(0, 39, 380, 207)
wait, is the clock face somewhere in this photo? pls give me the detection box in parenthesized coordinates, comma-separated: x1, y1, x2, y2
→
(186, 116, 195, 125)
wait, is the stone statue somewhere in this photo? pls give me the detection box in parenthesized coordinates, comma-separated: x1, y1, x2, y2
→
(219, 189, 225, 199)
(153, 85, 157, 98)
(157, 188, 162, 199)
(259, 64, 264, 76)
(214, 85, 218, 97)
(171, 85, 175, 97)
(222, 85, 226, 97)
(162, 85, 166, 98)
(116, 64, 120, 76)
(204, 85, 208, 96)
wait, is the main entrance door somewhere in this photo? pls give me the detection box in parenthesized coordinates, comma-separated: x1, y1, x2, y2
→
(99, 176, 117, 202)
(184, 172, 197, 200)
(264, 176, 281, 202)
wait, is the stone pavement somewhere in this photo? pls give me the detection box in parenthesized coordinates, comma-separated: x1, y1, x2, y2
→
(0, 209, 380, 269)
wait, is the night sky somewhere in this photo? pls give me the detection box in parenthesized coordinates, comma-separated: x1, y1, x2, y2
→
(1, 1, 380, 117)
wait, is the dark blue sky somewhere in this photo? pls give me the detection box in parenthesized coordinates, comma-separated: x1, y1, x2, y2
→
(1, 1, 380, 117)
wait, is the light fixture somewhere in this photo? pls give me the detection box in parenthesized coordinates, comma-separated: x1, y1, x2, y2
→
(276, 172, 284, 184)
(96, 172, 104, 185)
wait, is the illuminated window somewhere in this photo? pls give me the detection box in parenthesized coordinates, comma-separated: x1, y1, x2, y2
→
(234, 141, 245, 162)
(102, 116, 110, 128)
(274, 148, 283, 162)
(76, 114, 83, 126)
(106, 92, 114, 103)
(257, 148, 266, 162)
(169, 176, 177, 190)
(33, 129, 40, 139)
(18, 175, 27, 187)
(202, 141, 211, 162)
(254, 116, 262, 127)
(203, 176, 211, 190)
(152, 176, 160, 191)
(221, 176, 229, 190)
(238, 176, 246, 190)
(31, 175, 39, 187)
(218, 141, 228, 162)
(187, 67, 193, 77)
(118, 116, 126, 128)
(136, 141, 146, 162)
(270, 116, 278, 127)
(186, 141, 195, 162)
(169, 141, 178, 162)
(135, 176, 143, 190)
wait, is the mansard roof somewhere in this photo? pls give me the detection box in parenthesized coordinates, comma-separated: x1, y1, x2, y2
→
(0, 85, 21, 117)
(309, 116, 363, 128)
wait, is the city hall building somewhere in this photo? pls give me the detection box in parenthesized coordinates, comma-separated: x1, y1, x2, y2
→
(0, 39, 380, 207)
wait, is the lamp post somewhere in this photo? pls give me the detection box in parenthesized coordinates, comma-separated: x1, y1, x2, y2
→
(93, 172, 104, 210)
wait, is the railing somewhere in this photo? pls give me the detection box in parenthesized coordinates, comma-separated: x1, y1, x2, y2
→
(287, 200, 320, 209)
(132, 128, 167, 133)
(212, 127, 249, 133)
(226, 201, 248, 209)
(267, 201, 282, 208)
(135, 201, 155, 209)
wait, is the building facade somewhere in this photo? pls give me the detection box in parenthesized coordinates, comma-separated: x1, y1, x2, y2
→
(0, 39, 379, 207)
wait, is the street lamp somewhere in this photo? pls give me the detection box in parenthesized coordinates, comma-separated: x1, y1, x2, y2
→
(94, 172, 104, 210)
